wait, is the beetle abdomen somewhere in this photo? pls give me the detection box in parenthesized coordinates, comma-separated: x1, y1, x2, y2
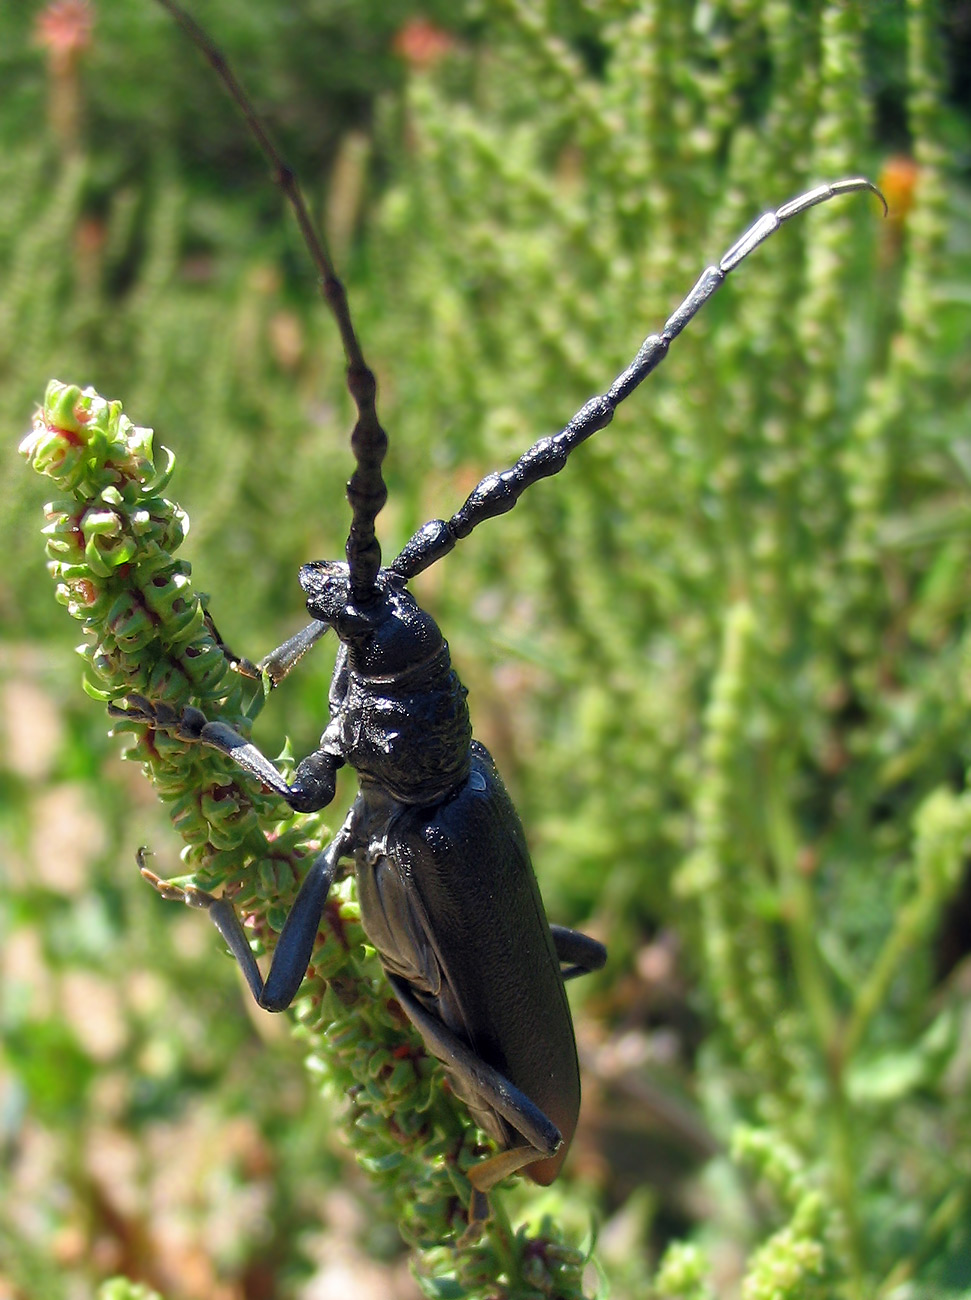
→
(356, 741, 580, 1183)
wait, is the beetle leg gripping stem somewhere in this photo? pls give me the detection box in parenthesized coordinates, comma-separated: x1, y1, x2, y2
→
(110, 693, 341, 813)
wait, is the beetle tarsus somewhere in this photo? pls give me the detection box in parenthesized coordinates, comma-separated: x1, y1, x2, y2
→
(202, 609, 262, 679)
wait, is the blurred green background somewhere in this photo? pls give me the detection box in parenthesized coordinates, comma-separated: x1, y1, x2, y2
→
(3, 1, 971, 1297)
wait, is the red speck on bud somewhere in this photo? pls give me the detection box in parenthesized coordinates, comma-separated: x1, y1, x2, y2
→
(48, 420, 84, 447)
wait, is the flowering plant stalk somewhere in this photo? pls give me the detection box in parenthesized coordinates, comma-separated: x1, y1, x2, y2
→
(23, 378, 595, 1300)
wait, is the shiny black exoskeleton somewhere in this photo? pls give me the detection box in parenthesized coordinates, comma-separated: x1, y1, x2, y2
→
(139, 0, 887, 1219)
(295, 564, 602, 1187)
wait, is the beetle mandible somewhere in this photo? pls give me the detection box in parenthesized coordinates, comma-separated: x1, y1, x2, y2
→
(119, 0, 887, 1213)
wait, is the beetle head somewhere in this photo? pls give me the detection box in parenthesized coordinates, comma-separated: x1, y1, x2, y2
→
(299, 560, 446, 678)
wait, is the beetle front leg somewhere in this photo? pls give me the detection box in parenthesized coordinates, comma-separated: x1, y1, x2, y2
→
(251, 618, 331, 687)
(203, 609, 329, 686)
(111, 693, 342, 813)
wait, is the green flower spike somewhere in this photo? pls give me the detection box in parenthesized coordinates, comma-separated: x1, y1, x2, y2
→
(24, 380, 597, 1300)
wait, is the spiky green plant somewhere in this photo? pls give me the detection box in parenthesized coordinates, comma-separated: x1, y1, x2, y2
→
(22, 378, 599, 1299)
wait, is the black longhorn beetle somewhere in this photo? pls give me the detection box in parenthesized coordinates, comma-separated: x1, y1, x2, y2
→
(117, 0, 887, 1215)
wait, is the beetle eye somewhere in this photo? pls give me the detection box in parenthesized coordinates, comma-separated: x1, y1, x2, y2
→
(299, 560, 349, 612)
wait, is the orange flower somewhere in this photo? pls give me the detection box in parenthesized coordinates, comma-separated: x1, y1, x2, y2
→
(878, 155, 919, 223)
(393, 18, 455, 70)
(35, 0, 94, 70)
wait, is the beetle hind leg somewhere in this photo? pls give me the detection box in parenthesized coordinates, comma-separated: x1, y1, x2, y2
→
(550, 924, 607, 981)
(385, 973, 562, 1213)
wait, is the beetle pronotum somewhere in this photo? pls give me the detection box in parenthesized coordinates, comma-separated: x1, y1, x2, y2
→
(114, 0, 887, 1219)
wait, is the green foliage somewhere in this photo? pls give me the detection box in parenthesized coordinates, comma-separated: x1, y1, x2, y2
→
(98, 1281, 164, 1300)
(4, 0, 971, 1298)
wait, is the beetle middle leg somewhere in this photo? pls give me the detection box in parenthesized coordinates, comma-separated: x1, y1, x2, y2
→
(142, 809, 359, 1010)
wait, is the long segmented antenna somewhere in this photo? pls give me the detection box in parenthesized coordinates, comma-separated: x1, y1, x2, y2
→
(392, 178, 888, 581)
(154, 0, 388, 605)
